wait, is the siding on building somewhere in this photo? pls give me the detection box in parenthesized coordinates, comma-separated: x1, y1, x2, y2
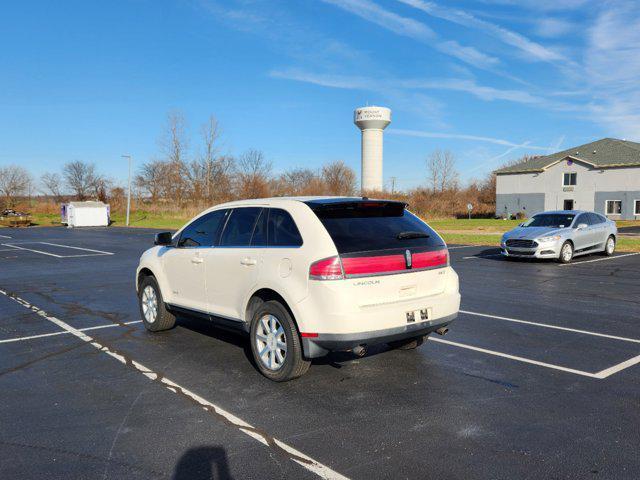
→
(496, 158, 640, 219)
(594, 191, 640, 220)
(495, 193, 545, 218)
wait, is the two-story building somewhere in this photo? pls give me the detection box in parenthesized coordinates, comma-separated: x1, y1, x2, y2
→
(495, 138, 640, 220)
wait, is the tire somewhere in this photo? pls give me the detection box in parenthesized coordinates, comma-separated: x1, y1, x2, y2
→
(389, 335, 426, 350)
(602, 235, 615, 256)
(249, 300, 310, 382)
(138, 276, 176, 332)
(558, 241, 573, 264)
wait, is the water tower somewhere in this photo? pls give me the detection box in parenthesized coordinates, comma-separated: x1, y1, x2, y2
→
(354, 106, 391, 191)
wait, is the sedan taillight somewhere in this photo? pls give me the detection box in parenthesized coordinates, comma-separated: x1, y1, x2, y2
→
(309, 256, 344, 280)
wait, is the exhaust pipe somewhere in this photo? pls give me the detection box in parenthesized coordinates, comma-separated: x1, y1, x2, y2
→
(435, 327, 449, 336)
(352, 345, 367, 357)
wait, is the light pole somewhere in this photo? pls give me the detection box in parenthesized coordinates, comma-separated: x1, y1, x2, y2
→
(122, 155, 132, 227)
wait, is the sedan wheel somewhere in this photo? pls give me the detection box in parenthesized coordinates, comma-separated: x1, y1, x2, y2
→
(559, 241, 573, 264)
(604, 236, 615, 256)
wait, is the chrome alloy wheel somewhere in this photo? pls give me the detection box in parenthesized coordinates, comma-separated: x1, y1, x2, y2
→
(255, 314, 287, 371)
(141, 285, 158, 323)
(606, 237, 615, 255)
(561, 243, 573, 262)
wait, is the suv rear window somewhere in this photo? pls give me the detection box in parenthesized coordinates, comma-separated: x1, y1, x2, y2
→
(308, 201, 443, 254)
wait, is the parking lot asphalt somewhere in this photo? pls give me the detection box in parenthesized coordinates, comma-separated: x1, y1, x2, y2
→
(1, 227, 640, 479)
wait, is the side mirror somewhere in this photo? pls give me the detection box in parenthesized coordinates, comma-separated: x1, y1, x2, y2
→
(576, 223, 588, 230)
(154, 232, 174, 246)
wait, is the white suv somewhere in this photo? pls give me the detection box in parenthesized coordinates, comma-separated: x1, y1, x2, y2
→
(136, 197, 460, 381)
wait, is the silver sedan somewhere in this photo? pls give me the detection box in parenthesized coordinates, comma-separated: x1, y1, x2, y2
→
(500, 210, 617, 263)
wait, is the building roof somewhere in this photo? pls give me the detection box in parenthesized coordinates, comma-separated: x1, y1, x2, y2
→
(495, 138, 640, 174)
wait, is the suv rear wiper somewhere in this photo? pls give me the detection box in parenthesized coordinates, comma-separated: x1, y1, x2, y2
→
(397, 231, 430, 240)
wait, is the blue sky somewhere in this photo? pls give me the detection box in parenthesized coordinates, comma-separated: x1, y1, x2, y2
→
(2, 0, 639, 191)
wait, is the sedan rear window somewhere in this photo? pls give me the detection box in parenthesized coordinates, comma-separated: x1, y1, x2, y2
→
(308, 202, 443, 254)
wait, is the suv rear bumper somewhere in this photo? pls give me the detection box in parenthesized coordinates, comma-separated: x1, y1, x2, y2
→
(301, 313, 456, 358)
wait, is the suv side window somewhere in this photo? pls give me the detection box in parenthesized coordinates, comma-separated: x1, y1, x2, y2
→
(268, 209, 303, 247)
(178, 209, 227, 247)
(219, 207, 262, 247)
(251, 209, 268, 247)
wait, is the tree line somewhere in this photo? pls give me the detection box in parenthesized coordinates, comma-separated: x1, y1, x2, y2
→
(1, 110, 514, 217)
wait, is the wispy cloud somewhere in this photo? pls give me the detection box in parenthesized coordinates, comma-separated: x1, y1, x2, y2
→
(466, 143, 529, 174)
(399, 78, 543, 104)
(477, 0, 591, 11)
(397, 0, 566, 62)
(270, 68, 552, 106)
(197, 0, 369, 69)
(388, 129, 549, 150)
(534, 18, 575, 38)
(584, 1, 640, 139)
(320, 0, 500, 69)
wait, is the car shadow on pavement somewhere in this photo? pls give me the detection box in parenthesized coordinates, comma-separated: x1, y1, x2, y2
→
(174, 313, 386, 370)
(174, 315, 256, 367)
(173, 446, 233, 480)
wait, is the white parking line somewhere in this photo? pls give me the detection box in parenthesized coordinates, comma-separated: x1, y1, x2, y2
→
(595, 353, 640, 379)
(462, 254, 502, 259)
(0, 234, 12, 239)
(447, 245, 476, 250)
(460, 310, 640, 344)
(430, 337, 640, 379)
(0, 289, 348, 480)
(429, 337, 600, 378)
(0, 242, 114, 258)
(39, 242, 115, 255)
(0, 320, 142, 344)
(1, 243, 65, 257)
(558, 252, 640, 266)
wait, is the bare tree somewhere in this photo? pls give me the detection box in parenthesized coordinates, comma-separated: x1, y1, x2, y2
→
(158, 110, 190, 200)
(426, 150, 459, 192)
(63, 161, 97, 200)
(40, 172, 63, 202)
(208, 155, 236, 202)
(275, 168, 320, 196)
(200, 115, 220, 201)
(135, 160, 166, 202)
(0, 165, 32, 207)
(322, 160, 356, 195)
(91, 174, 112, 203)
(237, 149, 272, 198)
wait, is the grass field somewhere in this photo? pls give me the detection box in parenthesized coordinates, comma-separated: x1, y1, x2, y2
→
(4, 210, 640, 252)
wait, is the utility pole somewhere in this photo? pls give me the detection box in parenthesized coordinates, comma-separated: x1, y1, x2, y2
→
(122, 155, 132, 227)
(390, 176, 396, 194)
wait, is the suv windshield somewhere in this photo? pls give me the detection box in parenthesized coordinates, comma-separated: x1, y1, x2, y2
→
(307, 201, 443, 254)
(523, 214, 575, 228)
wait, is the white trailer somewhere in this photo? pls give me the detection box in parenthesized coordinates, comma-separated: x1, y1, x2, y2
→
(61, 201, 110, 227)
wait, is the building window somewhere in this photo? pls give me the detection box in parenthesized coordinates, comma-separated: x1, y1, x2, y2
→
(635, 200, 640, 216)
(563, 172, 577, 186)
(606, 200, 622, 215)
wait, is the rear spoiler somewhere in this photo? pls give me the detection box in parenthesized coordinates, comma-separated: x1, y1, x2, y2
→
(304, 199, 408, 212)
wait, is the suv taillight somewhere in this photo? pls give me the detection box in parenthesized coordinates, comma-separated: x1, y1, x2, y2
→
(309, 256, 344, 280)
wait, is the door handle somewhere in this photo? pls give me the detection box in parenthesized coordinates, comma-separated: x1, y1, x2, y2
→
(240, 257, 257, 266)
(191, 257, 204, 264)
